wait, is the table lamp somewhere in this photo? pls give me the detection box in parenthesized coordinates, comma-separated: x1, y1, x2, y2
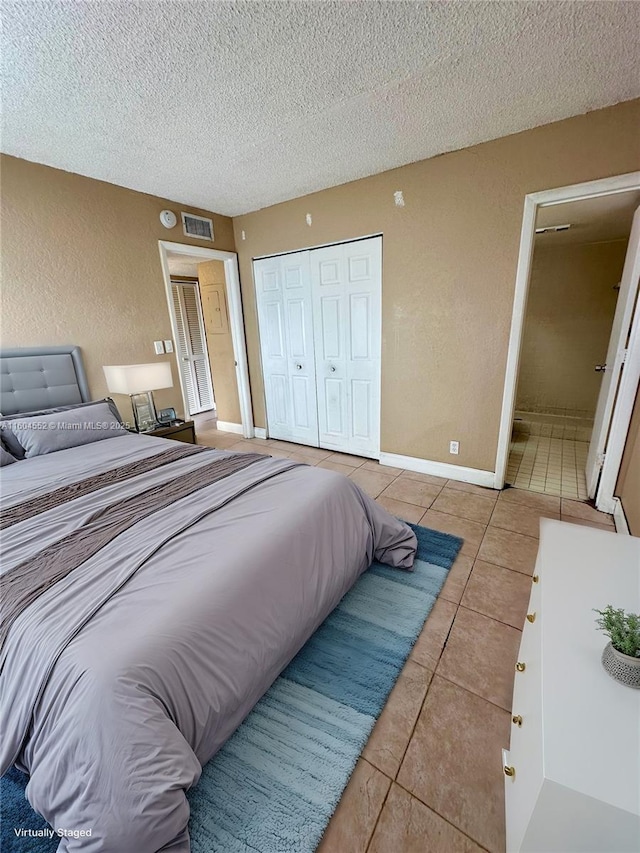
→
(103, 362, 173, 432)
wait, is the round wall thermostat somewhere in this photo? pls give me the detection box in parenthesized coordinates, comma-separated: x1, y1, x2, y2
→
(160, 209, 177, 229)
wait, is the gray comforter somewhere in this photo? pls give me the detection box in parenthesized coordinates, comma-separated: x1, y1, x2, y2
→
(0, 434, 416, 852)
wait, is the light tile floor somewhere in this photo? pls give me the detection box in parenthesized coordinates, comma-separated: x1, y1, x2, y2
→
(506, 433, 589, 500)
(197, 427, 616, 853)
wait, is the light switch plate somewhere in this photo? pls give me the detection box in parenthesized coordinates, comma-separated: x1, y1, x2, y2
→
(154, 341, 165, 354)
(164, 340, 174, 353)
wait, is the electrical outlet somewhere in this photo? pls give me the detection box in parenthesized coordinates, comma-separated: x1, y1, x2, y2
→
(449, 440, 460, 455)
(153, 340, 165, 355)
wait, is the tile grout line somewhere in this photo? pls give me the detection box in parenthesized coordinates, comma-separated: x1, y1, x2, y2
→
(362, 757, 394, 853)
(390, 775, 494, 853)
(386, 669, 504, 853)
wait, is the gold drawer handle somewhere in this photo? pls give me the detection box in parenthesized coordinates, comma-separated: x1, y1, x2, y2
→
(532, 574, 539, 584)
(516, 662, 526, 672)
(526, 612, 537, 623)
(512, 715, 523, 727)
(504, 765, 516, 778)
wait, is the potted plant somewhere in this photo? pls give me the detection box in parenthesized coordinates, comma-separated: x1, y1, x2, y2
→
(594, 606, 640, 688)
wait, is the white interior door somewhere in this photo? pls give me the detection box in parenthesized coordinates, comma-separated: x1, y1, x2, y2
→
(586, 206, 640, 497)
(310, 236, 382, 458)
(254, 251, 319, 445)
(171, 281, 215, 415)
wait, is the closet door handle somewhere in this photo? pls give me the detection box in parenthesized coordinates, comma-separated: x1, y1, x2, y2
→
(295, 364, 302, 370)
(330, 366, 336, 372)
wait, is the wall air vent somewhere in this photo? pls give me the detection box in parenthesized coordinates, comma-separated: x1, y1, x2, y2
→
(181, 212, 214, 241)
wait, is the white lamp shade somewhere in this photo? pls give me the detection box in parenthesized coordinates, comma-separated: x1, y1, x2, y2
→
(103, 362, 173, 395)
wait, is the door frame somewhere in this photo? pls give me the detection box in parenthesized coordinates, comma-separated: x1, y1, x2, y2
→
(158, 240, 254, 438)
(494, 171, 640, 510)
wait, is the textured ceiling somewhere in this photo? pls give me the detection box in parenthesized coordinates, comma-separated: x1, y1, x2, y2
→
(535, 190, 640, 246)
(2, 1, 639, 216)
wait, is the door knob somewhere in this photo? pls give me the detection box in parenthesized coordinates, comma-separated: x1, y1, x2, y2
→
(330, 366, 336, 372)
(594, 364, 607, 372)
(296, 364, 302, 370)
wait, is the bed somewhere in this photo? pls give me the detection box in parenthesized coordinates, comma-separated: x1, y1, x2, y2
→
(0, 346, 417, 852)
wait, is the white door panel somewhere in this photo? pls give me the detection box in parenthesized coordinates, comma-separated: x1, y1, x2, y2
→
(254, 252, 319, 445)
(587, 206, 640, 498)
(311, 237, 382, 458)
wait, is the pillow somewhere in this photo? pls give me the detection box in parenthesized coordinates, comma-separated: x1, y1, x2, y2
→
(0, 443, 17, 466)
(0, 398, 124, 460)
(2, 401, 127, 458)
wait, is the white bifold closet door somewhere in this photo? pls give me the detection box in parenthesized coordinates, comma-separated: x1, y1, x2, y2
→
(253, 251, 319, 446)
(254, 236, 381, 458)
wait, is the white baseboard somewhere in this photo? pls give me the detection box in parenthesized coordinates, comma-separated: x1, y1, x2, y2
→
(216, 421, 243, 435)
(254, 427, 267, 439)
(379, 452, 496, 489)
(612, 497, 630, 535)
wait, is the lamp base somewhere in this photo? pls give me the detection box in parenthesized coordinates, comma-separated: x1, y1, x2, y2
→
(130, 391, 158, 432)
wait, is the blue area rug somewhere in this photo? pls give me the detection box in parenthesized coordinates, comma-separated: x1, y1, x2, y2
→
(1, 523, 461, 852)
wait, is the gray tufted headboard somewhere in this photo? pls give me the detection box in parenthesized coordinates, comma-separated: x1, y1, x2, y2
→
(0, 346, 91, 416)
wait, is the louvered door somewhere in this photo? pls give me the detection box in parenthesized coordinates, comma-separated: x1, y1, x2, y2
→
(171, 281, 215, 415)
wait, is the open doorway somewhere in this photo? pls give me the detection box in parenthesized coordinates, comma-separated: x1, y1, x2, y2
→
(495, 172, 640, 515)
(158, 241, 254, 438)
(507, 192, 639, 499)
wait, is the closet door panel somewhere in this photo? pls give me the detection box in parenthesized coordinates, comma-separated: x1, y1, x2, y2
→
(312, 247, 349, 451)
(344, 239, 381, 458)
(311, 237, 381, 458)
(254, 252, 318, 445)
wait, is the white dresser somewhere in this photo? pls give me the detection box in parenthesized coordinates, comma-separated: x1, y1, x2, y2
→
(503, 519, 640, 853)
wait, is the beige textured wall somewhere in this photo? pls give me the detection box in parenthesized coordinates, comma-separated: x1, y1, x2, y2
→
(233, 99, 640, 471)
(198, 260, 241, 423)
(0, 154, 235, 425)
(516, 240, 626, 418)
(616, 387, 640, 536)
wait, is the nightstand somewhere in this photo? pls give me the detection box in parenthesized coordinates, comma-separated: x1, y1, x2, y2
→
(144, 421, 196, 444)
